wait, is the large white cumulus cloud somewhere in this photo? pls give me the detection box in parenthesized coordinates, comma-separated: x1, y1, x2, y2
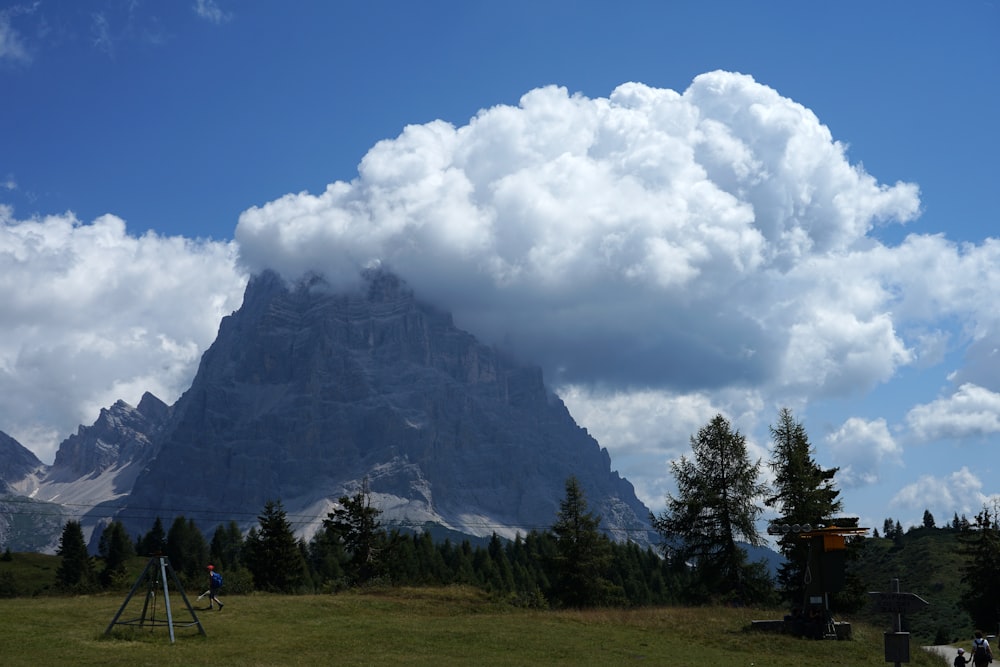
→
(4, 69, 999, 519)
(237, 71, 921, 396)
(0, 206, 247, 461)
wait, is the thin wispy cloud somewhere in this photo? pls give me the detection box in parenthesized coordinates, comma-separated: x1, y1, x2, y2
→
(193, 0, 231, 24)
(0, 4, 35, 64)
(90, 12, 113, 57)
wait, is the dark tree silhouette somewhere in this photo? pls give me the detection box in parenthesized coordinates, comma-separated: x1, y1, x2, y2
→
(550, 476, 619, 607)
(244, 499, 308, 593)
(764, 408, 842, 604)
(321, 479, 386, 585)
(652, 414, 769, 603)
(165, 516, 209, 581)
(210, 521, 245, 570)
(958, 507, 1000, 631)
(55, 520, 96, 592)
(137, 517, 166, 556)
(97, 520, 135, 588)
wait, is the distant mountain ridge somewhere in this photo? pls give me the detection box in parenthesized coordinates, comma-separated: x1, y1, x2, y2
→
(0, 431, 43, 494)
(0, 269, 655, 551)
(0, 394, 172, 551)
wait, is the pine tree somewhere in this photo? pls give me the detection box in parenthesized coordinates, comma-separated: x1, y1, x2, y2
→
(413, 531, 448, 584)
(97, 520, 135, 588)
(55, 520, 97, 592)
(922, 509, 936, 529)
(652, 414, 769, 603)
(382, 531, 418, 586)
(452, 540, 477, 584)
(958, 507, 1000, 632)
(137, 517, 166, 556)
(550, 476, 619, 607)
(486, 533, 515, 593)
(764, 408, 842, 605)
(322, 479, 386, 584)
(210, 521, 245, 570)
(165, 516, 209, 581)
(307, 526, 347, 588)
(244, 499, 308, 593)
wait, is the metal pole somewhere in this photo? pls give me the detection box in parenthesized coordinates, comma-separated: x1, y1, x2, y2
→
(104, 556, 155, 635)
(892, 578, 901, 667)
(159, 557, 176, 644)
(165, 556, 207, 637)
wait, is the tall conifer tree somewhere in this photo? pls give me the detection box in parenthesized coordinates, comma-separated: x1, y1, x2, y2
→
(138, 517, 166, 556)
(165, 516, 209, 580)
(55, 520, 97, 592)
(244, 499, 308, 593)
(97, 520, 135, 588)
(210, 520, 245, 570)
(550, 476, 619, 607)
(764, 408, 842, 604)
(958, 507, 1000, 631)
(652, 414, 768, 603)
(322, 479, 386, 584)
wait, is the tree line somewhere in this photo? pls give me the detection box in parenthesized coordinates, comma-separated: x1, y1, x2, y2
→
(30, 409, 1000, 631)
(46, 482, 686, 609)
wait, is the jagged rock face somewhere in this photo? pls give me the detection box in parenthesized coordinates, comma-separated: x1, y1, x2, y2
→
(49, 392, 169, 480)
(0, 394, 169, 553)
(121, 270, 652, 542)
(0, 392, 173, 552)
(0, 432, 62, 552)
(0, 431, 42, 493)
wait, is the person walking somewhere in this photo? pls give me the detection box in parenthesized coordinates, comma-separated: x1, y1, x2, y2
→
(207, 564, 224, 611)
(971, 631, 992, 667)
(956, 647, 972, 666)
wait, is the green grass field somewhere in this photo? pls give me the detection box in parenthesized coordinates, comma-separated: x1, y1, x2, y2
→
(0, 586, 948, 666)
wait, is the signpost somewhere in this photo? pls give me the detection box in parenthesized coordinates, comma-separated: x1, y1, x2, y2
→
(869, 579, 928, 665)
(869, 591, 930, 615)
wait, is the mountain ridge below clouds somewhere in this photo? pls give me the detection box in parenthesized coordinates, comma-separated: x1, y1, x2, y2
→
(0, 268, 655, 551)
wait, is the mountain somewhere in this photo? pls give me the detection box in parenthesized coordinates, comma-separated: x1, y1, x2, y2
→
(38, 392, 170, 500)
(0, 394, 172, 551)
(0, 432, 64, 552)
(0, 431, 43, 494)
(111, 269, 654, 545)
(1, 269, 655, 552)
(49, 392, 169, 482)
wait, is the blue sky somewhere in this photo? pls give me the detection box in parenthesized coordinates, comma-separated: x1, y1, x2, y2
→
(2, 0, 998, 534)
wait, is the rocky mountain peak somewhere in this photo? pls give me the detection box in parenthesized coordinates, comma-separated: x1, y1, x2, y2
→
(118, 269, 653, 543)
(49, 393, 170, 480)
(0, 431, 43, 493)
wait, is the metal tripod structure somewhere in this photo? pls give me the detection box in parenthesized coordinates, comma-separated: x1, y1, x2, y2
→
(105, 555, 206, 643)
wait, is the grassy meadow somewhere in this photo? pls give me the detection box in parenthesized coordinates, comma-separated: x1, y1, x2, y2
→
(0, 586, 950, 667)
